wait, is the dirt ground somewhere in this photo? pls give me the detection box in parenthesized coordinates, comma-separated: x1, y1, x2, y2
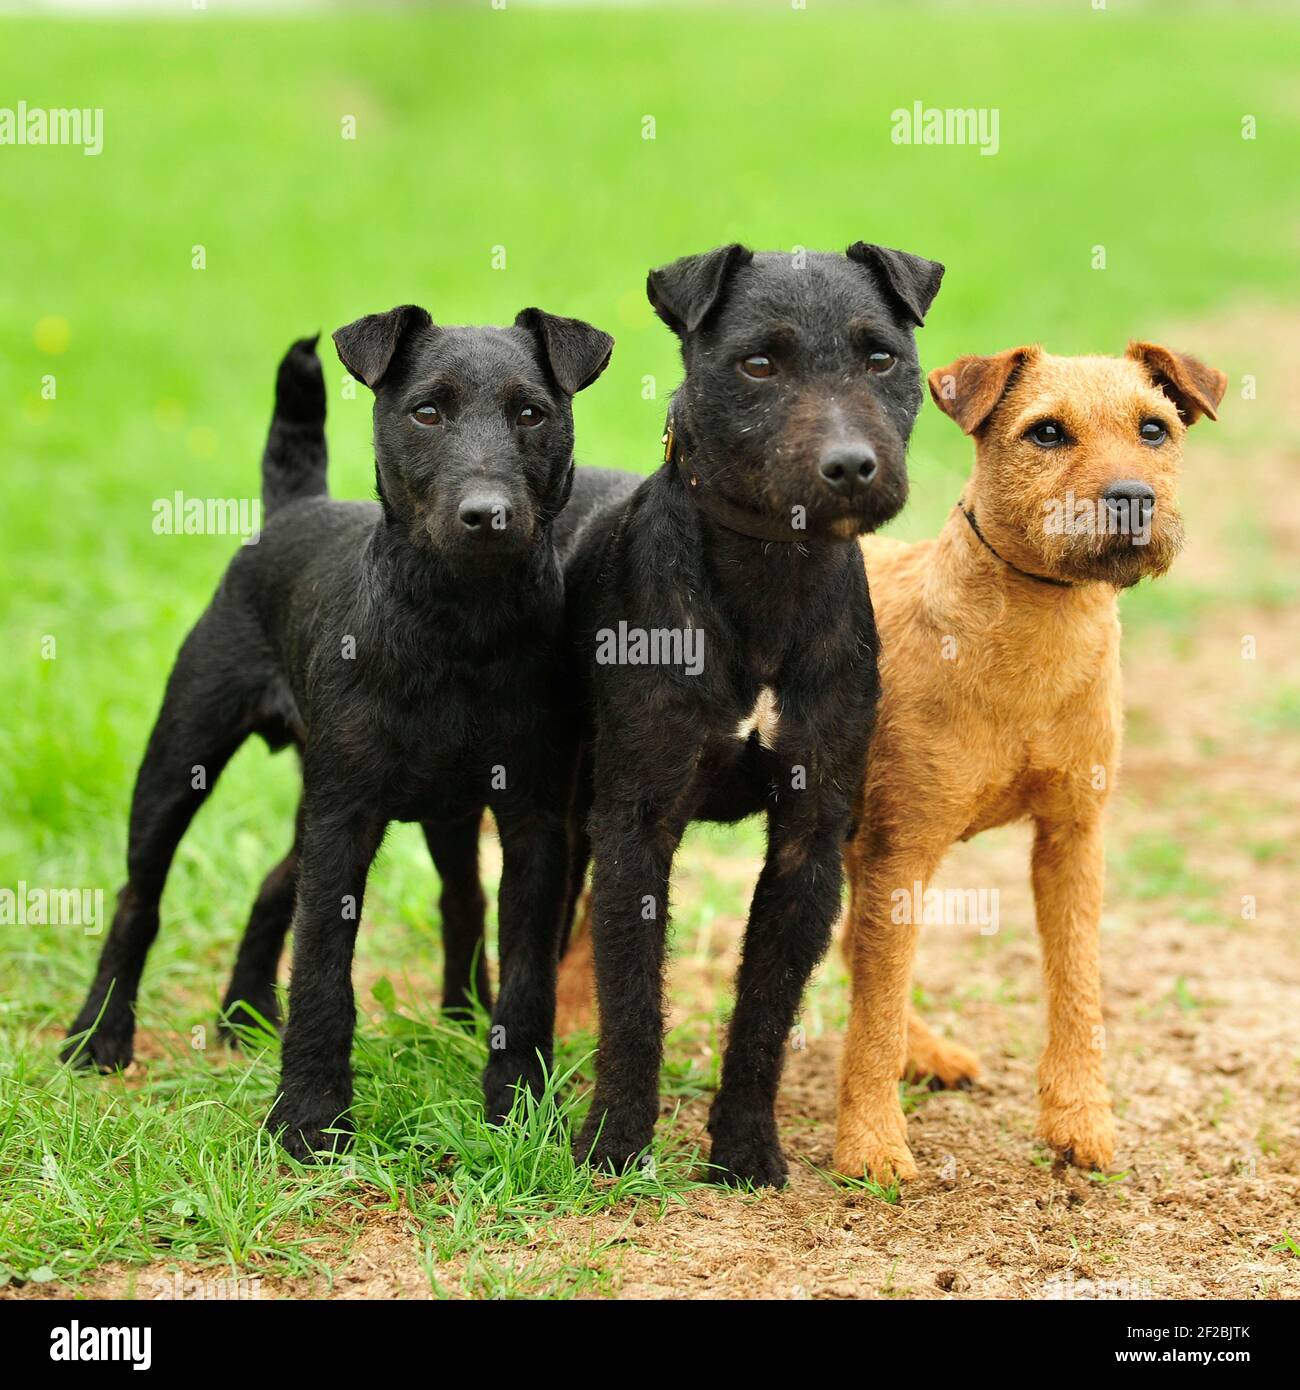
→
(20, 309, 1300, 1301)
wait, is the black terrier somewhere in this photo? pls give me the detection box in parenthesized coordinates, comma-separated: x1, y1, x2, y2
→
(559, 243, 944, 1185)
(63, 303, 614, 1159)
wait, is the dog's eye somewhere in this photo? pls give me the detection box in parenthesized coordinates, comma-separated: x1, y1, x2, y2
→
(1139, 419, 1167, 446)
(866, 352, 896, 375)
(517, 405, 546, 429)
(739, 354, 774, 379)
(411, 404, 441, 427)
(1026, 420, 1066, 449)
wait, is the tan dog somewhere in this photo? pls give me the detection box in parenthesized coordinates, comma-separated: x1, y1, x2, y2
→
(834, 342, 1227, 1182)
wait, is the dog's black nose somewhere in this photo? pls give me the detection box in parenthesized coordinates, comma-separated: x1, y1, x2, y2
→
(458, 494, 513, 534)
(818, 444, 878, 497)
(1101, 479, 1155, 530)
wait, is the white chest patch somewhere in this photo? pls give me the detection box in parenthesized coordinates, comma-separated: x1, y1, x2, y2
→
(736, 685, 781, 750)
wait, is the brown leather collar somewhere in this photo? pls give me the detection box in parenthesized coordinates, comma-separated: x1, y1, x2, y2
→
(665, 420, 807, 544)
(959, 501, 1074, 589)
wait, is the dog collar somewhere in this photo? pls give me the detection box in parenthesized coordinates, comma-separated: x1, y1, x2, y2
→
(959, 502, 1075, 589)
(664, 420, 806, 545)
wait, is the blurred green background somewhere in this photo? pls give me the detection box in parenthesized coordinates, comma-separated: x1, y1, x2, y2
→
(1, 0, 1297, 1296)
(4, 0, 1298, 978)
(3, 0, 1297, 1005)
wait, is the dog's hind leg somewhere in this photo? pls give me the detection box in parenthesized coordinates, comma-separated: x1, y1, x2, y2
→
(219, 798, 305, 1043)
(558, 748, 593, 956)
(554, 891, 596, 1036)
(63, 628, 254, 1071)
(422, 811, 490, 1018)
(904, 1008, 981, 1090)
(555, 760, 596, 1035)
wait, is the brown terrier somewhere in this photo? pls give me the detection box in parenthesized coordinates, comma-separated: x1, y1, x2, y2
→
(834, 341, 1226, 1182)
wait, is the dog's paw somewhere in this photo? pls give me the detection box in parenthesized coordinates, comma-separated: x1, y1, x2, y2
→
(268, 1092, 353, 1164)
(1036, 1099, 1116, 1172)
(904, 1033, 981, 1091)
(574, 1113, 654, 1176)
(61, 1016, 134, 1072)
(706, 1099, 789, 1188)
(707, 1130, 789, 1189)
(833, 1112, 919, 1184)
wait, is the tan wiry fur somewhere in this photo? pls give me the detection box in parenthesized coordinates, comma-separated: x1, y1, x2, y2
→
(834, 342, 1226, 1181)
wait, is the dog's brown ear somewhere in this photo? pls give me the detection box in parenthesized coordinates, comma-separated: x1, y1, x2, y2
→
(333, 305, 433, 389)
(647, 244, 754, 337)
(1126, 341, 1227, 425)
(846, 243, 945, 327)
(928, 347, 1036, 434)
(515, 308, 614, 395)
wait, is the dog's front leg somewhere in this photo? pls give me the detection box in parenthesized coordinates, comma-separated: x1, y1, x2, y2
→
(269, 801, 384, 1162)
(707, 801, 847, 1188)
(481, 807, 571, 1122)
(1031, 814, 1115, 1171)
(575, 796, 684, 1174)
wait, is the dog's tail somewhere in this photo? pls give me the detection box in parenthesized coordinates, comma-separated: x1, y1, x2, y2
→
(262, 335, 329, 517)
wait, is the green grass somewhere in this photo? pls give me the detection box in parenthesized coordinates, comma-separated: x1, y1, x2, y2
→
(1, 987, 703, 1297)
(1110, 832, 1218, 906)
(1249, 684, 1300, 735)
(1, 2, 1297, 1297)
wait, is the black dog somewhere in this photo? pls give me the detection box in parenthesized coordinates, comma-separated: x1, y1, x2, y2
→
(63, 304, 614, 1159)
(559, 243, 944, 1186)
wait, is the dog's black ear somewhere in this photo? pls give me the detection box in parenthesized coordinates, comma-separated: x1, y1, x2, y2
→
(1126, 341, 1227, 426)
(333, 305, 433, 389)
(928, 346, 1037, 434)
(514, 308, 614, 395)
(647, 243, 754, 337)
(846, 243, 945, 328)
